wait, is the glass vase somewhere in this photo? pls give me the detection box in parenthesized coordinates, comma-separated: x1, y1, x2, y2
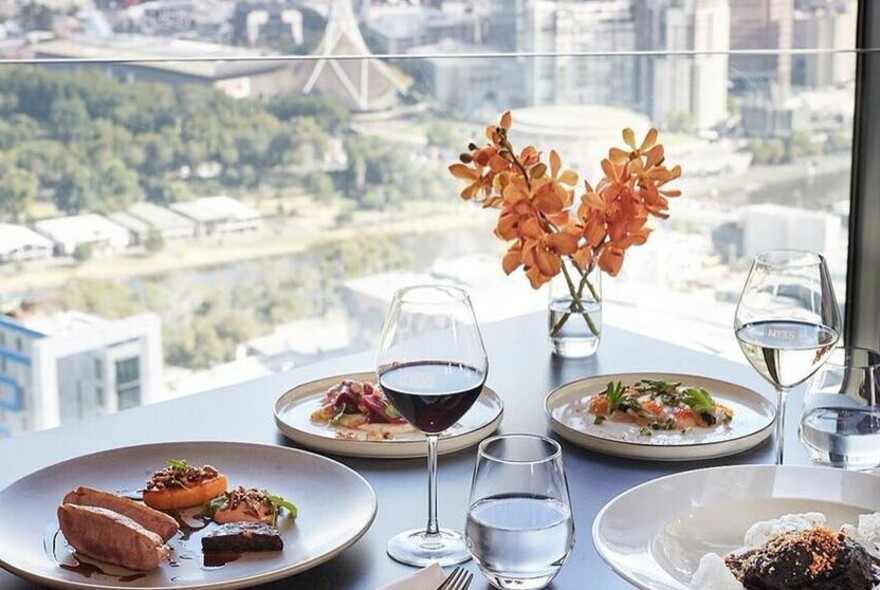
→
(548, 257, 602, 358)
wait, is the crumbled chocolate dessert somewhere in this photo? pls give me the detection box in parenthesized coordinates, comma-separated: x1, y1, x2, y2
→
(725, 527, 878, 590)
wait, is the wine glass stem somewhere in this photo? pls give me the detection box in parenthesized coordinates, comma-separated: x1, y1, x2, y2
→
(775, 387, 789, 465)
(425, 434, 440, 537)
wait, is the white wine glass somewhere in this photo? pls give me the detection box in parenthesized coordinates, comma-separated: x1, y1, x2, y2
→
(734, 250, 842, 465)
(376, 285, 488, 567)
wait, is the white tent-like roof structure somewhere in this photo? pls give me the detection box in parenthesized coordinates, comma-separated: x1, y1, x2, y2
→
(300, 0, 410, 111)
(0, 223, 54, 259)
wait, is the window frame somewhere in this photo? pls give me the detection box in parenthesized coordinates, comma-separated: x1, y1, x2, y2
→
(847, 1, 880, 348)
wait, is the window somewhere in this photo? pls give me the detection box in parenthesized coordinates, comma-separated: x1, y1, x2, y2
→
(0, 0, 871, 437)
(115, 358, 141, 411)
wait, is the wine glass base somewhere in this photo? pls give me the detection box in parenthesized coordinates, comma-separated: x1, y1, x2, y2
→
(386, 528, 472, 567)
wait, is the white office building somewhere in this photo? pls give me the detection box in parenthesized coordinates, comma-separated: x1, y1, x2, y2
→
(742, 203, 843, 260)
(0, 312, 163, 438)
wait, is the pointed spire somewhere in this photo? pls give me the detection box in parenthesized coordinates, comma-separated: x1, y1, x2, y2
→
(301, 0, 410, 111)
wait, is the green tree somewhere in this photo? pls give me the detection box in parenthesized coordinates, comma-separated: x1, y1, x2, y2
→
(61, 278, 147, 318)
(50, 96, 93, 143)
(790, 130, 823, 159)
(267, 95, 350, 132)
(144, 229, 165, 253)
(0, 159, 38, 221)
(72, 243, 93, 263)
(55, 167, 93, 214)
(426, 122, 460, 150)
(304, 171, 335, 199)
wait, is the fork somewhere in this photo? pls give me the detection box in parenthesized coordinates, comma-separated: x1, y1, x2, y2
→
(435, 566, 473, 590)
(434, 566, 474, 590)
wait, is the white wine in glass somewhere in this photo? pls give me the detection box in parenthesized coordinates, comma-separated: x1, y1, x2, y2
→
(734, 250, 841, 465)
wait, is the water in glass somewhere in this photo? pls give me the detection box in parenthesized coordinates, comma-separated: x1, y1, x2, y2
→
(466, 494, 573, 590)
(799, 346, 880, 470)
(466, 434, 574, 589)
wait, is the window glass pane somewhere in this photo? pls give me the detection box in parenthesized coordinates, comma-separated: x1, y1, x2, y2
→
(0, 0, 865, 437)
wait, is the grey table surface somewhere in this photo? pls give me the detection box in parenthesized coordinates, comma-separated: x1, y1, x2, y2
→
(0, 312, 812, 590)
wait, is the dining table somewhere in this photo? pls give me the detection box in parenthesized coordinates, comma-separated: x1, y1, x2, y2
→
(0, 311, 814, 590)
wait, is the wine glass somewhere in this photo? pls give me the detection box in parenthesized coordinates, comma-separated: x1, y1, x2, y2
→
(376, 284, 488, 567)
(734, 250, 841, 465)
(466, 434, 575, 589)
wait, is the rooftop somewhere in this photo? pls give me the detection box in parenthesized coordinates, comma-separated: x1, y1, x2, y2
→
(169, 196, 261, 223)
(107, 212, 151, 234)
(128, 202, 196, 230)
(33, 34, 283, 80)
(21, 311, 108, 337)
(0, 223, 54, 254)
(34, 214, 130, 245)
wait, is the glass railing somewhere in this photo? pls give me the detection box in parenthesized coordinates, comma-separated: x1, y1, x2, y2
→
(0, 0, 870, 437)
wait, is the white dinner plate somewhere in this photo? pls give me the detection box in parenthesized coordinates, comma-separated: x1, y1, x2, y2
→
(0, 441, 377, 590)
(274, 371, 503, 458)
(592, 464, 880, 590)
(545, 372, 775, 461)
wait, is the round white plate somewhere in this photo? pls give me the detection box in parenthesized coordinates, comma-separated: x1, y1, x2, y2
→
(0, 442, 377, 590)
(545, 372, 775, 460)
(274, 371, 503, 458)
(592, 464, 880, 590)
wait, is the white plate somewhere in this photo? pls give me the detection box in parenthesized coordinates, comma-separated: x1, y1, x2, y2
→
(274, 371, 503, 458)
(0, 442, 377, 590)
(545, 372, 775, 460)
(592, 464, 880, 590)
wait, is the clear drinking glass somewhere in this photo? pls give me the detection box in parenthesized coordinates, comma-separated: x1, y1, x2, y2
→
(376, 285, 488, 567)
(734, 250, 842, 465)
(799, 346, 880, 470)
(466, 434, 575, 590)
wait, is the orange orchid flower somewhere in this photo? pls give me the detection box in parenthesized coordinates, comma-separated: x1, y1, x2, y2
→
(448, 112, 681, 297)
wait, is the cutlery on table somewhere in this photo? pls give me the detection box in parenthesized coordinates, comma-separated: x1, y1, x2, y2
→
(435, 566, 473, 590)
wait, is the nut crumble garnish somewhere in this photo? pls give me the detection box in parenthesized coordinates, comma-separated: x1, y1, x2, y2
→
(146, 462, 220, 490)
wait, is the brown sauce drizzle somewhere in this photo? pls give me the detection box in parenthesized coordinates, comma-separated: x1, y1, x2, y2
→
(202, 552, 241, 568)
(60, 561, 145, 582)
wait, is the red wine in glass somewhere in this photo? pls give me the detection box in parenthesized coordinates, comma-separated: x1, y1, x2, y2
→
(379, 361, 485, 433)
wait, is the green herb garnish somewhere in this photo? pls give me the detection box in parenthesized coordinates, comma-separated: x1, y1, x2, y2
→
(683, 388, 716, 414)
(204, 495, 226, 517)
(385, 405, 401, 418)
(639, 426, 653, 437)
(593, 415, 606, 425)
(604, 381, 627, 412)
(167, 458, 190, 470)
(330, 404, 346, 424)
(264, 490, 298, 519)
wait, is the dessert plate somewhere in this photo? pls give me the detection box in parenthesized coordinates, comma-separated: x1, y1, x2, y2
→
(592, 464, 880, 590)
(545, 372, 775, 460)
(0, 441, 377, 590)
(274, 371, 503, 458)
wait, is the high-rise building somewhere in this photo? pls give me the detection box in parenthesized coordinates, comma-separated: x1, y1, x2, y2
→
(729, 0, 794, 92)
(635, 0, 730, 132)
(792, 2, 857, 87)
(517, 0, 638, 108)
(0, 312, 163, 437)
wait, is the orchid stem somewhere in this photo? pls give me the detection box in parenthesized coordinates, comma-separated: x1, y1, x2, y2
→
(551, 259, 600, 338)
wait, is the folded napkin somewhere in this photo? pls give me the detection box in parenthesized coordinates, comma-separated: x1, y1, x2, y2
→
(375, 563, 446, 590)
